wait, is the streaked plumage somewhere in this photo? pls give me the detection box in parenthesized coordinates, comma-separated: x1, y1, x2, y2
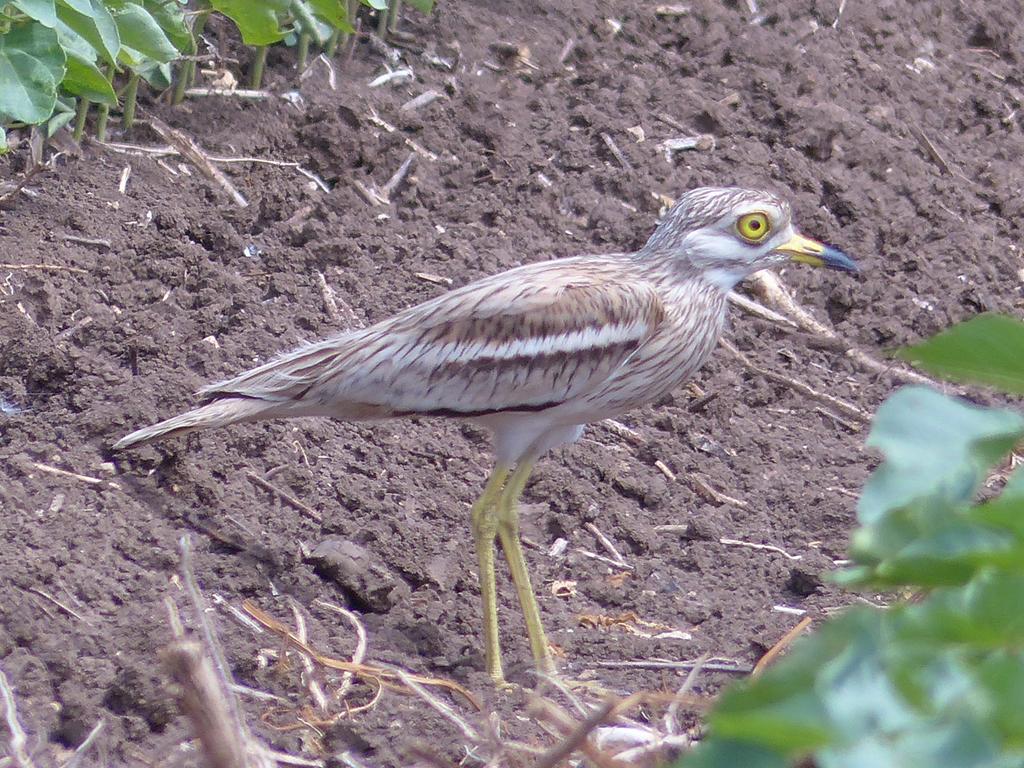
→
(115, 187, 857, 684)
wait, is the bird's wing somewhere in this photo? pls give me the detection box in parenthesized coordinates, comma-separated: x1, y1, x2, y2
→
(201, 258, 666, 417)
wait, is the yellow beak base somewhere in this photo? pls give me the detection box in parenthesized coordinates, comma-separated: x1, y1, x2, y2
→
(773, 233, 858, 273)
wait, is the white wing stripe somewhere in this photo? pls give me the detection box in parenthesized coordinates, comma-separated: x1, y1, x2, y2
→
(437, 321, 649, 364)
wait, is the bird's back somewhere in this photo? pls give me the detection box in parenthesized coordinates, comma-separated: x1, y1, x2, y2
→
(200, 254, 666, 419)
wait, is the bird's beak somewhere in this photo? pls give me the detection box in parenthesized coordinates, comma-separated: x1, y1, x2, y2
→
(773, 233, 858, 273)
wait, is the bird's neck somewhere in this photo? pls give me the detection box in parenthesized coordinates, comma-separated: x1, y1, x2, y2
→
(632, 250, 742, 296)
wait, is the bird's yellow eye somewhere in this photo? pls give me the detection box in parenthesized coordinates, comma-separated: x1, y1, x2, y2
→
(736, 212, 772, 242)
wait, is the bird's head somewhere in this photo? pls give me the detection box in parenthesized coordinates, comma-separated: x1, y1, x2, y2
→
(641, 187, 857, 290)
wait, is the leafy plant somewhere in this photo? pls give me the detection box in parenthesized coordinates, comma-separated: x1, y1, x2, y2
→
(683, 313, 1024, 768)
(0, 0, 434, 149)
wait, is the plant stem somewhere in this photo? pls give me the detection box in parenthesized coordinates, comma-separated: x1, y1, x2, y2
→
(95, 66, 114, 141)
(297, 32, 310, 72)
(387, 0, 402, 32)
(376, 1, 388, 38)
(122, 72, 140, 130)
(325, 27, 340, 57)
(96, 103, 110, 141)
(73, 98, 90, 142)
(250, 45, 268, 89)
(172, 6, 211, 105)
(327, 0, 357, 57)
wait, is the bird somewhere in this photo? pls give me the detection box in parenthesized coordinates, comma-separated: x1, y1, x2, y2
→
(114, 186, 857, 685)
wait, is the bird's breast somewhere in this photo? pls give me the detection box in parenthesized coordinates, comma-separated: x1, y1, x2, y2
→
(576, 281, 728, 416)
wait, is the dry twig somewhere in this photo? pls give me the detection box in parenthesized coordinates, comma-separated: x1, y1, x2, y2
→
(0, 163, 48, 205)
(164, 641, 273, 768)
(534, 698, 621, 768)
(600, 132, 631, 170)
(315, 271, 340, 322)
(145, 116, 249, 207)
(719, 537, 802, 561)
(313, 600, 368, 702)
(245, 471, 322, 522)
(721, 338, 869, 423)
(0, 263, 86, 275)
(242, 601, 480, 710)
(596, 658, 751, 673)
(61, 234, 111, 250)
(688, 473, 749, 509)
(27, 587, 89, 623)
(747, 271, 937, 387)
(400, 90, 441, 112)
(380, 153, 416, 202)
(907, 122, 953, 176)
(170, 536, 274, 768)
(600, 418, 645, 446)
(0, 667, 33, 768)
(753, 616, 813, 675)
(727, 290, 799, 329)
(63, 720, 105, 768)
(28, 461, 120, 489)
(184, 88, 271, 99)
(584, 522, 629, 567)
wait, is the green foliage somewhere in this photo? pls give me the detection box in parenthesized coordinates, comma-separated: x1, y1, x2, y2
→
(56, 0, 120, 65)
(683, 314, 1024, 768)
(0, 22, 65, 123)
(210, 0, 289, 45)
(11, 0, 57, 26)
(898, 313, 1024, 395)
(1, 0, 434, 145)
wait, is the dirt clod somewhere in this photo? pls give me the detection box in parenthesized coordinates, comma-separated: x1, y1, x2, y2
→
(2, 0, 1022, 764)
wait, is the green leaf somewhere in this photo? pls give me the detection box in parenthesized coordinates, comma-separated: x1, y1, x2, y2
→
(306, 0, 352, 29)
(873, 521, 1021, 587)
(0, 22, 66, 123)
(683, 740, 789, 768)
(859, 387, 1024, 524)
(0, 127, 8, 154)
(404, 0, 433, 12)
(56, 0, 120, 64)
(107, 1, 179, 63)
(132, 58, 171, 88)
(899, 315, 1024, 395)
(211, 0, 289, 45)
(62, 48, 115, 103)
(290, 0, 325, 43)
(46, 103, 75, 135)
(899, 572, 1024, 648)
(139, 0, 190, 53)
(361, 0, 387, 9)
(975, 651, 1024, 744)
(11, 0, 58, 27)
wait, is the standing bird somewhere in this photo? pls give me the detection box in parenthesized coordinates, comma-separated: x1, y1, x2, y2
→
(114, 187, 856, 684)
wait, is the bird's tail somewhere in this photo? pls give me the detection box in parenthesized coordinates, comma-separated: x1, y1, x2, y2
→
(112, 397, 276, 450)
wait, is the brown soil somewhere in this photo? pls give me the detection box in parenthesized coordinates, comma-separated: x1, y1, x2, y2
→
(2, 0, 1022, 764)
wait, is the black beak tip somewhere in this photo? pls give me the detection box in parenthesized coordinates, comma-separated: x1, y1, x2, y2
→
(824, 245, 859, 274)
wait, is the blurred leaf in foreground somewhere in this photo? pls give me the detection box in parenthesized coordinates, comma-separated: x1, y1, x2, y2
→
(898, 313, 1024, 394)
(858, 386, 1024, 525)
(681, 315, 1024, 768)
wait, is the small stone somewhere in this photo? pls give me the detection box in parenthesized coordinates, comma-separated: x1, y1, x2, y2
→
(308, 537, 411, 612)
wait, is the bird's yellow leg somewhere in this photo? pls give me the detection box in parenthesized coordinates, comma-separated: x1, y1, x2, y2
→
(470, 465, 511, 684)
(496, 460, 556, 675)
